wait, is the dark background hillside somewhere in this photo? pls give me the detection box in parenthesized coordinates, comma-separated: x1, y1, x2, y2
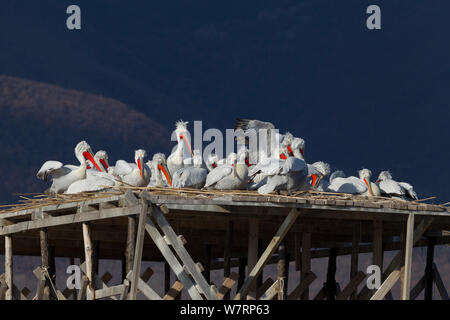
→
(0, 0, 448, 299)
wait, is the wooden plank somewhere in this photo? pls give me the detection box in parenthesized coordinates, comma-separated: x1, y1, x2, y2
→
(223, 220, 233, 300)
(370, 270, 401, 300)
(277, 242, 287, 300)
(234, 208, 300, 300)
(129, 196, 149, 300)
(256, 278, 275, 300)
(287, 271, 317, 300)
(260, 280, 279, 300)
(432, 264, 449, 300)
(77, 275, 89, 300)
(151, 205, 217, 300)
(372, 220, 383, 270)
(216, 272, 239, 300)
(401, 213, 414, 300)
(424, 237, 435, 300)
(163, 281, 184, 300)
(326, 248, 338, 300)
(5, 235, 12, 300)
(313, 286, 327, 300)
(82, 222, 94, 300)
(336, 271, 366, 300)
(0, 274, 7, 300)
(126, 271, 162, 300)
(350, 222, 361, 299)
(247, 218, 259, 300)
(33, 267, 46, 300)
(359, 216, 434, 299)
(94, 284, 126, 300)
(301, 232, 311, 300)
(125, 216, 136, 275)
(144, 215, 203, 300)
(410, 275, 426, 300)
(294, 233, 301, 271)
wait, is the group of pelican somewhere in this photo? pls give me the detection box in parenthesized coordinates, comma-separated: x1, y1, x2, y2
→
(36, 119, 418, 201)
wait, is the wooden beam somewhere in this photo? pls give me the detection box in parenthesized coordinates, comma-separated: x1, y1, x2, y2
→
(350, 222, 361, 299)
(277, 242, 286, 300)
(126, 271, 162, 300)
(424, 237, 436, 300)
(164, 261, 171, 294)
(370, 270, 401, 300)
(77, 275, 89, 300)
(401, 213, 414, 300)
(410, 275, 426, 300)
(82, 222, 94, 300)
(288, 271, 317, 300)
(216, 272, 239, 300)
(163, 281, 184, 300)
(259, 280, 279, 300)
(372, 220, 383, 271)
(204, 244, 212, 284)
(5, 235, 12, 300)
(234, 208, 300, 300)
(432, 263, 449, 300)
(247, 218, 259, 300)
(223, 220, 233, 300)
(128, 195, 149, 300)
(237, 258, 246, 292)
(256, 278, 275, 300)
(336, 271, 366, 300)
(326, 247, 338, 300)
(301, 232, 311, 300)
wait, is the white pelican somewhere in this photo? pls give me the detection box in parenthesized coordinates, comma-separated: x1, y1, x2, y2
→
(148, 153, 172, 187)
(167, 120, 193, 176)
(173, 150, 208, 189)
(257, 156, 309, 194)
(36, 141, 102, 194)
(307, 161, 331, 190)
(66, 171, 117, 194)
(327, 169, 380, 196)
(204, 149, 249, 190)
(112, 149, 151, 187)
(206, 154, 219, 172)
(376, 171, 418, 200)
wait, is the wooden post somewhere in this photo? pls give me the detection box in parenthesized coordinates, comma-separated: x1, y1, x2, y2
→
(424, 237, 435, 300)
(401, 213, 414, 300)
(92, 241, 100, 279)
(70, 257, 77, 300)
(223, 220, 233, 300)
(204, 245, 212, 284)
(257, 238, 263, 289)
(164, 261, 171, 294)
(247, 219, 259, 300)
(301, 232, 311, 300)
(5, 235, 12, 300)
(372, 220, 383, 296)
(125, 216, 136, 275)
(237, 258, 247, 292)
(39, 228, 54, 299)
(82, 222, 94, 300)
(350, 222, 361, 299)
(129, 196, 149, 300)
(326, 248, 338, 300)
(277, 242, 286, 300)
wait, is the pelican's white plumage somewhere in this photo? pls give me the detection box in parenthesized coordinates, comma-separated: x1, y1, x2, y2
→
(377, 171, 418, 200)
(167, 120, 193, 176)
(66, 171, 116, 194)
(113, 149, 151, 187)
(204, 150, 248, 190)
(173, 150, 207, 189)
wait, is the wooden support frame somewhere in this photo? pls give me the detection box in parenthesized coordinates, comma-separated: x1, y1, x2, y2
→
(223, 220, 233, 300)
(277, 242, 286, 300)
(301, 232, 311, 300)
(432, 263, 449, 300)
(5, 235, 12, 300)
(247, 218, 259, 300)
(234, 208, 301, 300)
(350, 222, 361, 299)
(401, 213, 414, 300)
(424, 237, 436, 300)
(288, 271, 317, 300)
(326, 247, 338, 300)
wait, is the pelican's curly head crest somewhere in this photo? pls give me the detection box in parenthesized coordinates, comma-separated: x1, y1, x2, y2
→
(175, 120, 189, 131)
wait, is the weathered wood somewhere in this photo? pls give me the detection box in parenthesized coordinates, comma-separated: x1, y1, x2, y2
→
(370, 270, 401, 300)
(164, 261, 171, 294)
(82, 222, 94, 300)
(336, 271, 366, 300)
(424, 237, 435, 300)
(301, 232, 311, 300)
(410, 275, 426, 300)
(256, 278, 275, 300)
(260, 280, 279, 300)
(223, 220, 233, 300)
(92, 240, 100, 280)
(234, 209, 300, 300)
(372, 220, 383, 272)
(350, 222, 361, 299)
(247, 218, 259, 300)
(129, 196, 149, 300)
(216, 272, 239, 300)
(277, 242, 286, 300)
(326, 248, 338, 300)
(95, 284, 127, 300)
(204, 244, 212, 284)
(144, 215, 203, 300)
(237, 258, 246, 291)
(33, 267, 46, 300)
(0, 274, 7, 300)
(151, 204, 217, 300)
(432, 263, 449, 300)
(5, 235, 12, 300)
(77, 275, 89, 300)
(163, 281, 184, 300)
(125, 216, 136, 275)
(126, 271, 162, 300)
(288, 271, 317, 300)
(313, 285, 327, 300)
(294, 233, 301, 271)
(401, 213, 414, 300)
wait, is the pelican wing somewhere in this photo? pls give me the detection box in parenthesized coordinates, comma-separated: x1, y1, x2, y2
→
(66, 175, 115, 194)
(379, 180, 404, 196)
(205, 166, 233, 188)
(113, 160, 134, 177)
(36, 161, 68, 181)
(327, 176, 367, 194)
(398, 182, 418, 200)
(249, 158, 282, 177)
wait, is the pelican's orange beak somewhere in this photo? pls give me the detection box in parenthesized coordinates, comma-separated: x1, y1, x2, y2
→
(83, 151, 103, 172)
(245, 158, 251, 167)
(287, 145, 294, 157)
(180, 134, 193, 157)
(280, 153, 287, 160)
(299, 148, 304, 156)
(212, 162, 217, 169)
(137, 158, 143, 178)
(100, 159, 109, 170)
(311, 174, 318, 187)
(364, 178, 374, 196)
(158, 163, 172, 186)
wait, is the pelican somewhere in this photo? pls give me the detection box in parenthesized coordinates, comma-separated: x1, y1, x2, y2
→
(308, 161, 331, 190)
(167, 120, 193, 176)
(204, 149, 249, 190)
(148, 153, 172, 187)
(376, 171, 418, 200)
(172, 150, 208, 189)
(206, 154, 219, 172)
(36, 141, 102, 194)
(327, 169, 380, 196)
(257, 156, 309, 194)
(66, 170, 117, 194)
(112, 149, 151, 187)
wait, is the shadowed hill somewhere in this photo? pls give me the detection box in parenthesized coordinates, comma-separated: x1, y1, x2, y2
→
(0, 75, 169, 203)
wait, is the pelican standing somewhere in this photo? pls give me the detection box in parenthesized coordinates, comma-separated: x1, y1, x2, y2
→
(167, 120, 193, 176)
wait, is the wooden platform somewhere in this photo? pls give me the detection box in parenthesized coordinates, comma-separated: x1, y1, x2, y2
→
(0, 187, 449, 300)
